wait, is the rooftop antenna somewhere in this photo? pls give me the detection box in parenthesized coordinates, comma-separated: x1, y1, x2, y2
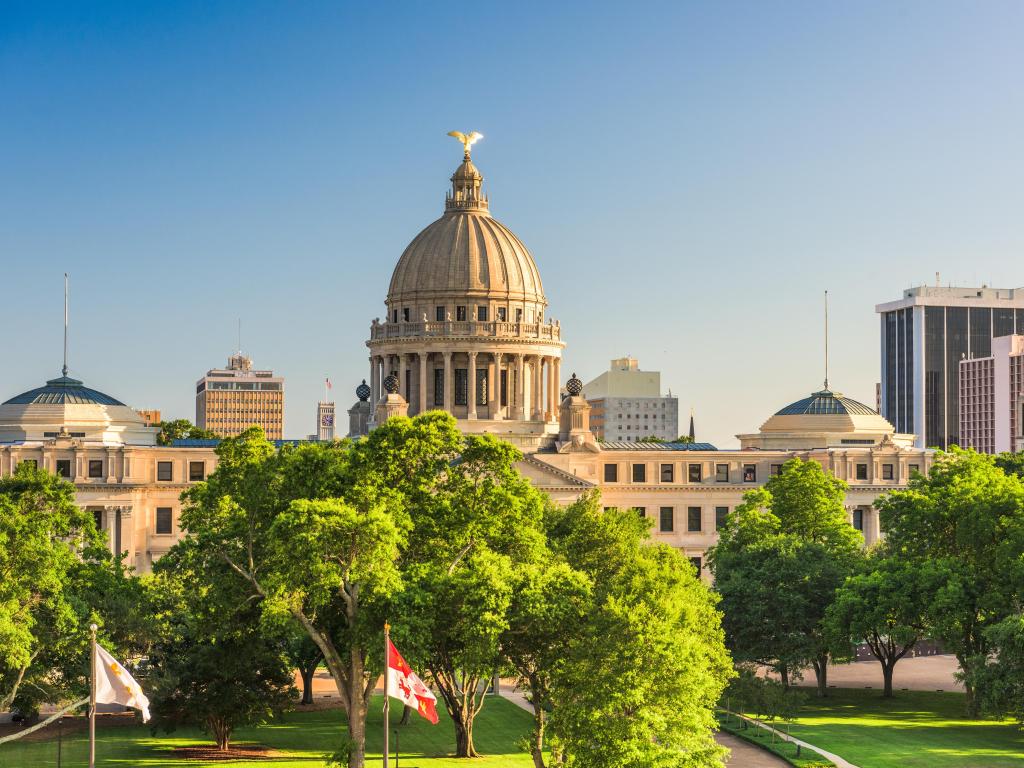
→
(237, 318, 242, 355)
(823, 289, 830, 391)
(63, 273, 69, 377)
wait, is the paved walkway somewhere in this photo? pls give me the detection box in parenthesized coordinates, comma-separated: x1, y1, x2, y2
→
(764, 653, 962, 692)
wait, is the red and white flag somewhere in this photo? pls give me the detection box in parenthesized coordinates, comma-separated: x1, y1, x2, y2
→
(387, 639, 439, 724)
(325, 377, 332, 390)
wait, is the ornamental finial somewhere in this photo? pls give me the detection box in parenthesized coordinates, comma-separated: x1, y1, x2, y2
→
(447, 130, 483, 160)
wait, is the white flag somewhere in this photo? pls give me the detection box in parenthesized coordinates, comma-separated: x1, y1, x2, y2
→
(94, 643, 151, 722)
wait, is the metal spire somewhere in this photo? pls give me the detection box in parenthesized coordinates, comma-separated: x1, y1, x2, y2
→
(824, 289, 830, 391)
(63, 273, 69, 377)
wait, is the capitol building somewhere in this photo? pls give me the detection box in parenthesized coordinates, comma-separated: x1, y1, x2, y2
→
(0, 137, 932, 576)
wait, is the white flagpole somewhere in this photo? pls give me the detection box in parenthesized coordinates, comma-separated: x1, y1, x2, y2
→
(88, 623, 97, 768)
(383, 622, 390, 768)
(380, 626, 387, 768)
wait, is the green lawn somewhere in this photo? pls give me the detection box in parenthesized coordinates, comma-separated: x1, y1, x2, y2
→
(781, 688, 1024, 768)
(0, 695, 537, 767)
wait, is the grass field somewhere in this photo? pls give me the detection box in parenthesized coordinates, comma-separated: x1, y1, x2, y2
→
(0, 695, 537, 767)
(782, 688, 1024, 768)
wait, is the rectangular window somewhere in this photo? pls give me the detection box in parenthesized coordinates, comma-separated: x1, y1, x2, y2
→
(909, 463, 920, 476)
(93, 509, 103, 530)
(688, 463, 702, 482)
(632, 463, 647, 483)
(392, 309, 398, 323)
(516, 308, 523, 322)
(770, 463, 783, 476)
(157, 461, 173, 482)
(659, 507, 674, 532)
(88, 460, 103, 478)
(436, 306, 445, 321)
(497, 307, 507, 322)
(56, 459, 72, 478)
(476, 369, 488, 406)
(604, 463, 618, 482)
(635, 506, 646, 518)
(454, 369, 468, 406)
(689, 556, 703, 573)
(156, 507, 173, 535)
(852, 508, 864, 531)
(434, 369, 445, 406)
(855, 464, 868, 480)
(715, 506, 729, 530)
(743, 464, 756, 483)
(687, 506, 702, 532)
(715, 463, 729, 482)
(882, 464, 894, 480)
(456, 306, 467, 321)
(402, 307, 410, 322)
(477, 306, 488, 322)
(500, 369, 508, 407)
(189, 461, 205, 482)
(660, 463, 674, 482)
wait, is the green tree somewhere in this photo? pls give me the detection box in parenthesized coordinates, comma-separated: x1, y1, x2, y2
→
(877, 447, 1024, 715)
(995, 451, 1024, 479)
(824, 550, 929, 697)
(146, 562, 294, 751)
(0, 464, 118, 712)
(968, 614, 1024, 725)
(155, 418, 217, 445)
(546, 493, 732, 767)
(177, 429, 403, 768)
(501, 554, 592, 768)
(708, 458, 863, 696)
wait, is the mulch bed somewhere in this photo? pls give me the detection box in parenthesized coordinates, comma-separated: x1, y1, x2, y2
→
(170, 744, 283, 761)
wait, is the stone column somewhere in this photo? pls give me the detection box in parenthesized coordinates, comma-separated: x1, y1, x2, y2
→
(514, 354, 526, 420)
(467, 351, 478, 420)
(544, 357, 554, 421)
(398, 354, 407, 399)
(443, 351, 453, 413)
(489, 352, 502, 420)
(418, 354, 428, 415)
(554, 357, 561, 407)
(370, 356, 380, 404)
(531, 356, 543, 420)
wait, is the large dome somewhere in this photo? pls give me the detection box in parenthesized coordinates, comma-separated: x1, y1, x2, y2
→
(388, 211, 545, 305)
(384, 149, 546, 312)
(3, 376, 124, 406)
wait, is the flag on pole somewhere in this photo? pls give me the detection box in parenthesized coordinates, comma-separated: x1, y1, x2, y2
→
(325, 377, 332, 390)
(387, 639, 439, 724)
(94, 643, 151, 722)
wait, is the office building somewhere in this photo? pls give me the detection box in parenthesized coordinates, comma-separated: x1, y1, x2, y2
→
(876, 284, 1024, 448)
(959, 334, 1024, 454)
(581, 357, 679, 442)
(195, 352, 284, 439)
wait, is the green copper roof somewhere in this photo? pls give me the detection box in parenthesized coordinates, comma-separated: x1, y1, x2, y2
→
(3, 376, 125, 406)
(775, 389, 877, 417)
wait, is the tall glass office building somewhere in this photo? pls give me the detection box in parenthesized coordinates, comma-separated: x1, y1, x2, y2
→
(876, 286, 1024, 449)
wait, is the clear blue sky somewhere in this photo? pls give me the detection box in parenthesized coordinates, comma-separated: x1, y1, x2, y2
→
(2, 1, 1022, 445)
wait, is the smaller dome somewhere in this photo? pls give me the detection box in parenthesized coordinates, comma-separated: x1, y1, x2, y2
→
(452, 158, 482, 182)
(3, 376, 124, 406)
(774, 389, 877, 417)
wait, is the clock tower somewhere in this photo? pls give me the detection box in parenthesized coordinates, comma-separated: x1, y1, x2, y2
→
(317, 401, 336, 441)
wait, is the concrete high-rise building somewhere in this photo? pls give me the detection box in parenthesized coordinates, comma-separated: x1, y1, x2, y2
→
(581, 357, 679, 442)
(876, 285, 1024, 449)
(317, 401, 336, 441)
(195, 353, 284, 439)
(959, 335, 1024, 454)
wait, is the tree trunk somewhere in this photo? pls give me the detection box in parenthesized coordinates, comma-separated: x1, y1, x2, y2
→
(209, 716, 232, 751)
(300, 660, 318, 705)
(531, 704, 547, 768)
(882, 660, 895, 698)
(811, 654, 828, 697)
(453, 711, 478, 758)
(956, 653, 980, 718)
(400, 704, 412, 726)
(779, 663, 790, 688)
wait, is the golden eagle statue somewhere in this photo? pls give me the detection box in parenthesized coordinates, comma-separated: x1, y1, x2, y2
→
(447, 130, 483, 158)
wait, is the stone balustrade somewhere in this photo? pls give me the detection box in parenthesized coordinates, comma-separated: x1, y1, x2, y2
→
(369, 319, 561, 342)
